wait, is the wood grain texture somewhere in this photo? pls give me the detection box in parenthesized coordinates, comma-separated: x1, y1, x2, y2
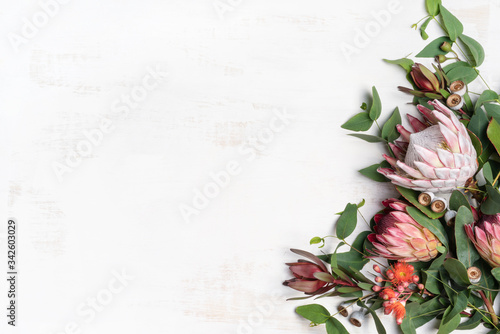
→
(1, 0, 498, 333)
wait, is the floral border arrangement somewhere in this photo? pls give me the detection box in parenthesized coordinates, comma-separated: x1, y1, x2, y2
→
(283, 1, 500, 333)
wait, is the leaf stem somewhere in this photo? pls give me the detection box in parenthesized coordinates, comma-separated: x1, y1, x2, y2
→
(340, 238, 387, 269)
(492, 171, 500, 187)
(357, 209, 370, 228)
(479, 290, 499, 325)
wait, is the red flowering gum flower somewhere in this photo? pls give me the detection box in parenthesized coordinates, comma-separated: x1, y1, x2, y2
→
(390, 262, 415, 285)
(368, 199, 441, 262)
(283, 249, 334, 295)
(386, 301, 406, 325)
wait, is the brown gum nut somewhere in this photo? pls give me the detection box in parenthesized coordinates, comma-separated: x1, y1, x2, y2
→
(418, 192, 433, 206)
(467, 266, 481, 284)
(430, 198, 446, 213)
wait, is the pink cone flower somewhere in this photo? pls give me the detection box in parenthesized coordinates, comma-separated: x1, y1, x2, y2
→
(378, 100, 478, 193)
(465, 214, 500, 267)
(368, 199, 442, 262)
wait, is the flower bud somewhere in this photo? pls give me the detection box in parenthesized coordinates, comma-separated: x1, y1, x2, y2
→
(440, 41, 452, 53)
(412, 275, 420, 283)
(373, 265, 381, 273)
(467, 266, 482, 284)
(397, 285, 405, 292)
(418, 283, 425, 290)
(446, 94, 464, 111)
(375, 276, 383, 283)
(437, 54, 447, 63)
(372, 285, 381, 292)
(387, 271, 395, 280)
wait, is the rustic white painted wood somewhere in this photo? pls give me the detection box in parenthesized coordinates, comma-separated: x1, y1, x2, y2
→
(1, 0, 498, 333)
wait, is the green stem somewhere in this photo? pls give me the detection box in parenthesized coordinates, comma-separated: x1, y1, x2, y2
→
(358, 209, 370, 228)
(479, 290, 499, 325)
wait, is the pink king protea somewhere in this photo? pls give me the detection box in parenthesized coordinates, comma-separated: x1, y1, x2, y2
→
(465, 213, 500, 268)
(368, 199, 442, 262)
(378, 99, 478, 193)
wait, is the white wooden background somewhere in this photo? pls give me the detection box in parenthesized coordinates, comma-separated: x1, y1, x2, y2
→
(1, 0, 499, 333)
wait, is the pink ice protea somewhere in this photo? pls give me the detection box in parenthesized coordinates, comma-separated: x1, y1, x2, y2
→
(368, 199, 442, 262)
(378, 100, 478, 193)
(465, 214, 500, 268)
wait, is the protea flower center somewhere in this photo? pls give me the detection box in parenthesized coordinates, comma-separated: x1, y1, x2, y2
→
(378, 100, 478, 193)
(404, 125, 446, 169)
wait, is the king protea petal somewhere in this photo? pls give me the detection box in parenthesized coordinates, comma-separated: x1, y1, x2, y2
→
(378, 100, 478, 193)
(368, 199, 441, 262)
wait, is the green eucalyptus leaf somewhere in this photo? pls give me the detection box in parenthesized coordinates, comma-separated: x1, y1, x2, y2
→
(348, 134, 385, 143)
(359, 163, 391, 183)
(443, 258, 470, 286)
(341, 112, 373, 132)
(448, 190, 471, 212)
(381, 107, 402, 142)
(437, 305, 461, 334)
(457, 310, 484, 330)
(369, 86, 382, 121)
(426, 0, 442, 16)
(446, 65, 478, 84)
(357, 282, 373, 290)
(467, 129, 483, 160)
(459, 34, 485, 67)
(326, 317, 349, 334)
(296, 304, 330, 324)
(310, 236, 323, 245)
(336, 203, 357, 239)
(439, 5, 463, 41)
(420, 17, 432, 40)
(468, 108, 489, 146)
(491, 267, 500, 283)
(319, 232, 370, 271)
(444, 291, 468, 325)
(475, 90, 499, 110)
(357, 300, 387, 334)
(384, 58, 414, 73)
(416, 36, 453, 58)
(349, 266, 375, 284)
(400, 302, 419, 334)
(481, 185, 500, 215)
(483, 161, 500, 185)
(454, 206, 480, 268)
(484, 103, 500, 124)
(487, 118, 500, 156)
